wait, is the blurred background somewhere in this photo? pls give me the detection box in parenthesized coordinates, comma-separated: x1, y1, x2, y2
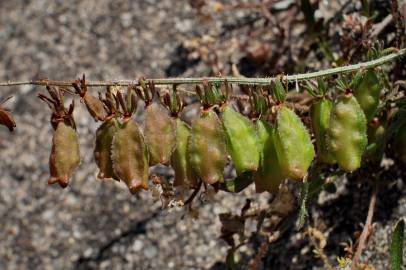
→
(0, 0, 405, 269)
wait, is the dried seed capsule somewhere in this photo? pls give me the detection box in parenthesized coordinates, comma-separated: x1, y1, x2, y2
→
(111, 120, 149, 193)
(310, 98, 335, 164)
(327, 94, 367, 172)
(144, 103, 176, 166)
(94, 118, 119, 180)
(0, 96, 16, 132)
(220, 105, 259, 175)
(394, 123, 406, 164)
(49, 122, 80, 188)
(353, 70, 381, 122)
(189, 109, 227, 185)
(254, 120, 285, 193)
(171, 119, 199, 188)
(72, 75, 106, 121)
(83, 93, 107, 121)
(274, 106, 315, 180)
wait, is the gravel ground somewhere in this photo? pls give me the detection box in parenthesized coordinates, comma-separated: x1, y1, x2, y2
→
(0, 1, 405, 269)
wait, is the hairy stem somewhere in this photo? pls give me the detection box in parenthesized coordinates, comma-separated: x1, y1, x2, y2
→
(0, 49, 404, 88)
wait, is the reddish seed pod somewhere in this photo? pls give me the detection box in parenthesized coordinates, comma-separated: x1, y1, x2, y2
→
(111, 119, 149, 193)
(0, 96, 16, 132)
(144, 103, 176, 166)
(72, 74, 107, 121)
(94, 118, 120, 180)
(49, 122, 81, 188)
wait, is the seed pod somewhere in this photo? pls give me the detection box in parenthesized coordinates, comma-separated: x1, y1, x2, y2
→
(94, 118, 120, 180)
(254, 120, 284, 193)
(310, 98, 335, 164)
(364, 119, 386, 164)
(144, 103, 176, 166)
(49, 122, 81, 188)
(220, 105, 259, 175)
(171, 119, 199, 188)
(353, 69, 381, 122)
(394, 123, 406, 164)
(72, 75, 106, 121)
(189, 109, 227, 185)
(274, 106, 315, 180)
(327, 94, 367, 172)
(111, 120, 149, 193)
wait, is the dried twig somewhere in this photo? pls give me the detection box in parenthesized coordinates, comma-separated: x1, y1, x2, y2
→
(351, 184, 378, 269)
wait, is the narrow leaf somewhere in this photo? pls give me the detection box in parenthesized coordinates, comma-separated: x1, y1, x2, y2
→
(390, 219, 405, 270)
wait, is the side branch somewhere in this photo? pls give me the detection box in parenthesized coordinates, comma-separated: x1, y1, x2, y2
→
(0, 48, 404, 88)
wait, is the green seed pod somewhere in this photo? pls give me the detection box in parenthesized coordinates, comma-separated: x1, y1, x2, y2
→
(353, 69, 381, 122)
(274, 106, 315, 180)
(394, 123, 406, 164)
(254, 120, 285, 193)
(49, 122, 80, 188)
(327, 94, 367, 172)
(94, 118, 120, 180)
(189, 109, 227, 185)
(171, 119, 199, 188)
(364, 120, 386, 164)
(144, 103, 176, 166)
(221, 105, 259, 175)
(310, 98, 335, 164)
(111, 120, 149, 193)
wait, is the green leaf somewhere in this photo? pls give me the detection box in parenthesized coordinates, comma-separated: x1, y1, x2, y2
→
(226, 248, 237, 270)
(390, 219, 405, 270)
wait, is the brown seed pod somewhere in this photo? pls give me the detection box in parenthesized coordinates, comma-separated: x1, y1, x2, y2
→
(93, 87, 123, 181)
(171, 118, 199, 188)
(134, 79, 176, 166)
(94, 118, 120, 180)
(111, 119, 149, 193)
(144, 103, 176, 166)
(49, 122, 81, 188)
(72, 74, 106, 121)
(38, 86, 80, 188)
(0, 96, 16, 132)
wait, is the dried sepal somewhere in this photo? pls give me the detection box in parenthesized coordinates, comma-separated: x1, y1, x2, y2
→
(0, 96, 16, 131)
(38, 85, 76, 130)
(72, 74, 107, 121)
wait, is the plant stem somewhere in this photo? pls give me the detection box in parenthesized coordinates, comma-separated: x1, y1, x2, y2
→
(0, 49, 404, 89)
(351, 184, 378, 270)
